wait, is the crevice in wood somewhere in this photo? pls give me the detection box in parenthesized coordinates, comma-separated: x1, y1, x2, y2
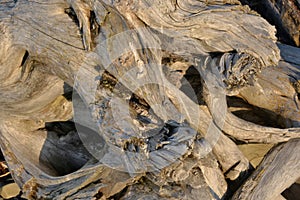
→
(20, 50, 29, 67)
(90, 10, 100, 50)
(65, 7, 80, 27)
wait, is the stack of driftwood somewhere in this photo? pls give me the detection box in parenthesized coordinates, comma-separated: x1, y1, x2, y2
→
(0, 0, 299, 199)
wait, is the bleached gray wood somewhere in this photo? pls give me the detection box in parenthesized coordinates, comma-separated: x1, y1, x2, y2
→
(232, 139, 300, 200)
(0, 0, 299, 199)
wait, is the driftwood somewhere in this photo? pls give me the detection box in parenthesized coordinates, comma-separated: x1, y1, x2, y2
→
(240, 0, 300, 46)
(233, 138, 300, 199)
(0, 0, 299, 199)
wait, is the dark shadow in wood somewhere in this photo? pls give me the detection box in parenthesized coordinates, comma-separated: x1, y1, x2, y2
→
(39, 121, 95, 176)
(282, 182, 300, 200)
(227, 96, 296, 128)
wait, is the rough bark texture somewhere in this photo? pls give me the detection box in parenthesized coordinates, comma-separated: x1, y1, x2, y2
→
(0, 0, 299, 199)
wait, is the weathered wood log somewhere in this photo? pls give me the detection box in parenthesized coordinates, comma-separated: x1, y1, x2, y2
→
(0, 0, 299, 199)
(232, 138, 300, 200)
(240, 0, 300, 46)
(238, 43, 300, 127)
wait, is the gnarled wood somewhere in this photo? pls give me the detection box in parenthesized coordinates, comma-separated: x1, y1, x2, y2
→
(0, 0, 299, 199)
